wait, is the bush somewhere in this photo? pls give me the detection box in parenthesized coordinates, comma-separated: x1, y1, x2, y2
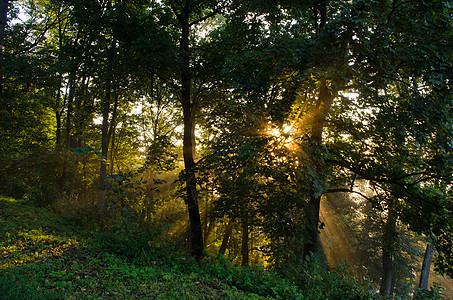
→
(200, 255, 304, 299)
(294, 253, 377, 300)
(415, 283, 445, 300)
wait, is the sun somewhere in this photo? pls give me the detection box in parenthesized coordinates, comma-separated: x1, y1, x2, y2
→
(266, 123, 292, 137)
(265, 123, 298, 151)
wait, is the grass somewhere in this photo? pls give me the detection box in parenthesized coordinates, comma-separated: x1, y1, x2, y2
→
(0, 196, 302, 299)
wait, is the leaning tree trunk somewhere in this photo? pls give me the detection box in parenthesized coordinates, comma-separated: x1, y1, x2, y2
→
(379, 210, 397, 296)
(219, 219, 234, 256)
(419, 242, 435, 290)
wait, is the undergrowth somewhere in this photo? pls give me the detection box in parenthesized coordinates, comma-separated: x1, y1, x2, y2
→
(0, 196, 376, 299)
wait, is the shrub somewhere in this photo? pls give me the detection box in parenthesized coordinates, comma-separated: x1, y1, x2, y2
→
(415, 283, 445, 300)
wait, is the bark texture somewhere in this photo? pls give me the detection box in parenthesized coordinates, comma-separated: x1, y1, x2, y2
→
(176, 0, 204, 260)
(98, 39, 117, 204)
(379, 211, 397, 296)
(219, 219, 234, 255)
(241, 220, 249, 267)
(0, 0, 9, 95)
(303, 83, 335, 258)
(419, 242, 435, 290)
(0, 0, 8, 67)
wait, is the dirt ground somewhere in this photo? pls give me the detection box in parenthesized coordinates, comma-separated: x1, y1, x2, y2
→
(319, 199, 453, 298)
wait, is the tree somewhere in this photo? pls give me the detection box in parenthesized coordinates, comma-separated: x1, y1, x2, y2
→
(202, 0, 451, 290)
(161, 0, 230, 260)
(324, 0, 453, 294)
(419, 242, 435, 290)
(0, 0, 62, 202)
(0, 0, 8, 67)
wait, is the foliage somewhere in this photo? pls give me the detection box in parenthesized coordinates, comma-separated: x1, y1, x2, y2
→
(414, 283, 445, 300)
(298, 253, 376, 300)
(144, 135, 178, 172)
(200, 255, 303, 299)
(198, 127, 328, 269)
(72, 146, 103, 157)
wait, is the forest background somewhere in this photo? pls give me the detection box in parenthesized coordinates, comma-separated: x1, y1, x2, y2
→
(0, 0, 452, 298)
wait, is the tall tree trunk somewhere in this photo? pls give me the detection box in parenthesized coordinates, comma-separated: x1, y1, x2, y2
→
(303, 82, 335, 258)
(241, 219, 249, 267)
(65, 72, 76, 149)
(64, 32, 80, 150)
(55, 77, 63, 148)
(98, 39, 117, 204)
(303, 0, 354, 260)
(182, 103, 203, 260)
(0, 0, 9, 94)
(109, 123, 116, 175)
(379, 210, 397, 296)
(0, 0, 8, 67)
(177, 0, 203, 261)
(419, 242, 435, 290)
(55, 5, 64, 148)
(380, 247, 393, 296)
(219, 219, 234, 255)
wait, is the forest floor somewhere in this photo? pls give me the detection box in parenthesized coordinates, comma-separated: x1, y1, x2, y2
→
(2, 194, 446, 299)
(319, 195, 453, 298)
(0, 196, 375, 300)
(0, 196, 301, 299)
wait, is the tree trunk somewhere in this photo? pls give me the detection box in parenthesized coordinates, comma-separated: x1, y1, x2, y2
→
(380, 247, 393, 296)
(419, 242, 435, 290)
(303, 196, 322, 257)
(0, 0, 8, 67)
(0, 0, 8, 95)
(55, 77, 63, 148)
(203, 222, 213, 247)
(65, 72, 75, 149)
(177, 0, 203, 261)
(219, 219, 234, 255)
(241, 220, 249, 267)
(98, 39, 117, 204)
(302, 0, 354, 260)
(303, 82, 335, 259)
(109, 122, 116, 175)
(67, 156, 80, 202)
(64, 32, 80, 150)
(55, 6, 64, 148)
(182, 103, 203, 260)
(379, 210, 397, 296)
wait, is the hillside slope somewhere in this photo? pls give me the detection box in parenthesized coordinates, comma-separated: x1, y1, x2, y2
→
(0, 197, 299, 299)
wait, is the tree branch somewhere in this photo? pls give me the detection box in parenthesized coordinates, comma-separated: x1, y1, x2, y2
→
(189, 9, 219, 27)
(169, 0, 182, 21)
(326, 188, 373, 202)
